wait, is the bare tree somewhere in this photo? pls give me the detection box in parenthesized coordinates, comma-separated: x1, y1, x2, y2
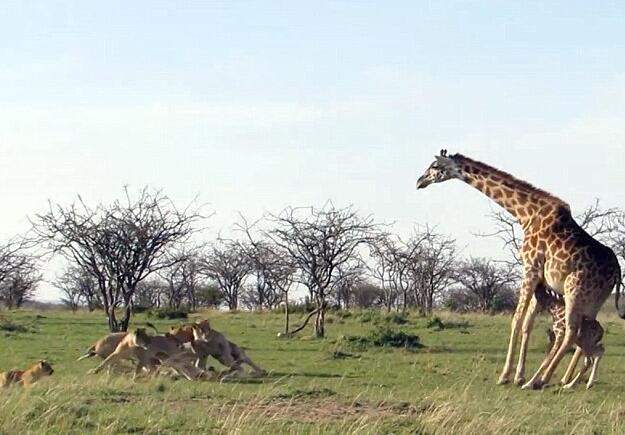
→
(237, 215, 297, 333)
(200, 239, 252, 310)
(331, 259, 366, 310)
(267, 204, 382, 337)
(156, 248, 204, 310)
(609, 210, 625, 268)
(55, 268, 82, 312)
(453, 258, 518, 312)
(194, 283, 223, 308)
(54, 265, 101, 312)
(33, 187, 205, 331)
(369, 230, 433, 313)
(0, 264, 41, 309)
(351, 282, 384, 308)
(0, 238, 34, 286)
(369, 235, 400, 312)
(134, 278, 166, 309)
(406, 228, 457, 315)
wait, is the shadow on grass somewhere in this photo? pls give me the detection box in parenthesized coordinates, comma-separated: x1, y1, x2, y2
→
(423, 346, 505, 355)
(267, 370, 360, 379)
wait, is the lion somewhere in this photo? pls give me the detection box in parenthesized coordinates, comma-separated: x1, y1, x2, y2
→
(77, 323, 158, 361)
(88, 328, 184, 379)
(1, 360, 54, 387)
(189, 322, 266, 380)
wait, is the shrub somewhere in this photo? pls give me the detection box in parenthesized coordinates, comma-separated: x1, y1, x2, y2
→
(371, 327, 422, 348)
(385, 312, 409, 325)
(357, 310, 381, 324)
(344, 327, 423, 350)
(426, 317, 445, 330)
(132, 305, 151, 314)
(147, 309, 188, 320)
(0, 319, 29, 333)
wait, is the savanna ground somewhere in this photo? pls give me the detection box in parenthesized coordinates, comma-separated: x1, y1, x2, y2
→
(1, 306, 625, 434)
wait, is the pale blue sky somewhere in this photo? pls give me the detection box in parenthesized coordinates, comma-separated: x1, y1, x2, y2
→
(1, 1, 624, 300)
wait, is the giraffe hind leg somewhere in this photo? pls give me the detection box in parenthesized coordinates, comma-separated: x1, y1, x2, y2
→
(560, 346, 582, 385)
(585, 344, 604, 389)
(563, 356, 591, 389)
(537, 301, 583, 387)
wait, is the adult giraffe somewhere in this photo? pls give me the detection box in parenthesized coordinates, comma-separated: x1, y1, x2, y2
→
(416, 150, 622, 389)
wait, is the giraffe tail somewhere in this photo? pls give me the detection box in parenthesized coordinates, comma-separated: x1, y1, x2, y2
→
(615, 262, 625, 319)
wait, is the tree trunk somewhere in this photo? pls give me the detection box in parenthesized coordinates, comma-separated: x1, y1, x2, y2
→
(120, 303, 132, 332)
(314, 307, 325, 338)
(107, 305, 119, 332)
(284, 294, 290, 335)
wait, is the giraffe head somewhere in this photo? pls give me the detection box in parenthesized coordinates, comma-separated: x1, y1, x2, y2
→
(416, 149, 464, 189)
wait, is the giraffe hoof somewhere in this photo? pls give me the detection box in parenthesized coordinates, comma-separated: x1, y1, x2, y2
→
(562, 382, 575, 390)
(497, 375, 510, 385)
(514, 376, 525, 386)
(521, 380, 544, 390)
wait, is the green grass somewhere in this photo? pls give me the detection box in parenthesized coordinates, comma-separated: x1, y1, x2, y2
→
(1, 308, 625, 434)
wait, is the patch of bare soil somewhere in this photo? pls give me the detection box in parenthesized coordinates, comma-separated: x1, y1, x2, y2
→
(254, 391, 428, 423)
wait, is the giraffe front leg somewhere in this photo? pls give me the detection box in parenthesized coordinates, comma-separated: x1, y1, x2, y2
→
(514, 295, 540, 386)
(498, 276, 539, 385)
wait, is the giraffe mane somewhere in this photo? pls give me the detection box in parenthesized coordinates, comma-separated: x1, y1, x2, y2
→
(451, 153, 569, 207)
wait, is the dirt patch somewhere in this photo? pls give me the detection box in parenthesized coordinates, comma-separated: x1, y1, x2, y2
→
(254, 394, 427, 423)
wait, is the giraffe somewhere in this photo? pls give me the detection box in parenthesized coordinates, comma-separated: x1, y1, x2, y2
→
(416, 150, 622, 389)
(533, 286, 605, 389)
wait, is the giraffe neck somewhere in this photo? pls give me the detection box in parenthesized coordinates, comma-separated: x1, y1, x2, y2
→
(453, 154, 568, 229)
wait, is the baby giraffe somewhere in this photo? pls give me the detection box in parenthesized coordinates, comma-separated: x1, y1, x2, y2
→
(535, 287, 604, 389)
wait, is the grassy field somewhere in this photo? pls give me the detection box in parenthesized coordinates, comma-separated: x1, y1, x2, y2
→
(1, 308, 625, 434)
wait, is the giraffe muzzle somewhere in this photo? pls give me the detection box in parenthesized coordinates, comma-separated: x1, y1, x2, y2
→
(416, 175, 430, 189)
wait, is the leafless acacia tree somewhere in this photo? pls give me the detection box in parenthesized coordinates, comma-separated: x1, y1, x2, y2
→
(331, 259, 366, 310)
(608, 211, 625, 286)
(237, 215, 299, 332)
(0, 237, 34, 280)
(267, 204, 382, 337)
(0, 264, 41, 309)
(133, 278, 166, 309)
(369, 235, 400, 312)
(406, 228, 457, 315)
(33, 187, 205, 331)
(453, 258, 518, 312)
(156, 248, 204, 310)
(54, 265, 101, 312)
(200, 239, 252, 310)
(350, 282, 384, 308)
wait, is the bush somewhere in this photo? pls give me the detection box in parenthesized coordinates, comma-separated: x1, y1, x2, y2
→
(132, 305, 151, 314)
(0, 318, 30, 333)
(344, 327, 423, 350)
(357, 310, 382, 324)
(147, 309, 188, 320)
(426, 317, 445, 330)
(371, 327, 422, 348)
(385, 312, 409, 325)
